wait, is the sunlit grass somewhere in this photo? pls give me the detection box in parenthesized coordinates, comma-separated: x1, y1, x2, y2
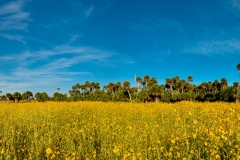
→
(0, 101, 240, 159)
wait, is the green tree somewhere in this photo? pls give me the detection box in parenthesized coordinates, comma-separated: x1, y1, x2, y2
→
(123, 80, 131, 101)
(42, 92, 49, 102)
(220, 78, 228, 90)
(236, 63, 240, 103)
(13, 92, 21, 103)
(165, 78, 174, 95)
(174, 76, 181, 92)
(6, 93, 13, 102)
(75, 83, 81, 95)
(22, 91, 33, 102)
(199, 82, 207, 94)
(187, 76, 193, 84)
(136, 77, 142, 93)
(149, 84, 164, 102)
(207, 81, 212, 93)
(212, 80, 220, 93)
(90, 82, 96, 92)
(115, 82, 122, 92)
(95, 82, 100, 90)
(1, 95, 7, 101)
(35, 92, 42, 102)
(143, 75, 150, 88)
(180, 79, 187, 93)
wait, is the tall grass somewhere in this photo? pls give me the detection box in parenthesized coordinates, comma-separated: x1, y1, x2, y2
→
(0, 101, 239, 159)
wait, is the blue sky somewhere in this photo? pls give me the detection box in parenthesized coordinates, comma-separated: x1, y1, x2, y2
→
(0, 0, 240, 96)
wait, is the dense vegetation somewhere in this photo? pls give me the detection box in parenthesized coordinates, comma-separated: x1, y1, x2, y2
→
(0, 101, 240, 159)
(1, 63, 240, 103)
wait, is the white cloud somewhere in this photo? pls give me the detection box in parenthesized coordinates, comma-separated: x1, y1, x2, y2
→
(182, 40, 240, 55)
(0, 44, 114, 94)
(0, 0, 30, 31)
(84, 6, 94, 17)
(0, 0, 23, 15)
(0, 33, 26, 44)
(221, 0, 240, 18)
(230, 0, 240, 9)
(0, 44, 113, 66)
(68, 34, 79, 44)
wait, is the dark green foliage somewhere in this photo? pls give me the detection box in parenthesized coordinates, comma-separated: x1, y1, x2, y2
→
(4, 65, 240, 103)
(35, 92, 49, 102)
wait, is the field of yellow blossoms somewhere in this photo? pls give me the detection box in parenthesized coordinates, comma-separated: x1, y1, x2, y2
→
(0, 101, 240, 159)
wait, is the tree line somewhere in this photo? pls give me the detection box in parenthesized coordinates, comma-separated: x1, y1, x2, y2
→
(1, 63, 240, 103)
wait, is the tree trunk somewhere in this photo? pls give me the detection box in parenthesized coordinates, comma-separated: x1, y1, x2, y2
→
(236, 72, 240, 103)
(155, 96, 159, 102)
(127, 89, 132, 101)
(138, 82, 141, 93)
(170, 85, 173, 95)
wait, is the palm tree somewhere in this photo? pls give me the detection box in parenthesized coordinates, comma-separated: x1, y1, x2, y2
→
(1, 95, 6, 102)
(75, 83, 81, 94)
(220, 78, 228, 90)
(6, 93, 13, 102)
(136, 77, 142, 93)
(80, 84, 86, 99)
(95, 82, 100, 90)
(212, 80, 220, 93)
(25, 91, 33, 102)
(42, 92, 49, 102)
(123, 80, 131, 100)
(173, 76, 180, 92)
(180, 79, 187, 93)
(103, 85, 107, 92)
(207, 81, 212, 93)
(90, 82, 96, 93)
(69, 90, 74, 96)
(115, 82, 122, 92)
(149, 84, 164, 102)
(108, 82, 115, 96)
(165, 78, 174, 95)
(35, 92, 42, 102)
(233, 82, 238, 88)
(187, 76, 193, 84)
(85, 81, 90, 93)
(143, 75, 150, 88)
(199, 82, 207, 94)
(13, 92, 21, 103)
(236, 63, 240, 103)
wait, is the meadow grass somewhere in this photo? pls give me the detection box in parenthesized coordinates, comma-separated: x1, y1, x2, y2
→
(0, 101, 240, 159)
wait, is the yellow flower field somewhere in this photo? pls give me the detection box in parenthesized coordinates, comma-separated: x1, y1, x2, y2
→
(0, 101, 240, 159)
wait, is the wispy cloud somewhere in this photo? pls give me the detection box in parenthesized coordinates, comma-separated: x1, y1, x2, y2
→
(0, 0, 30, 31)
(0, 44, 114, 93)
(0, 33, 26, 44)
(68, 34, 79, 44)
(0, 44, 113, 65)
(229, 0, 240, 9)
(0, 0, 23, 15)
(182, 40, 240, 55)
(130, 14, 240, 57)
(84, 6, 94, 17)
(221, 0, 240, 19)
